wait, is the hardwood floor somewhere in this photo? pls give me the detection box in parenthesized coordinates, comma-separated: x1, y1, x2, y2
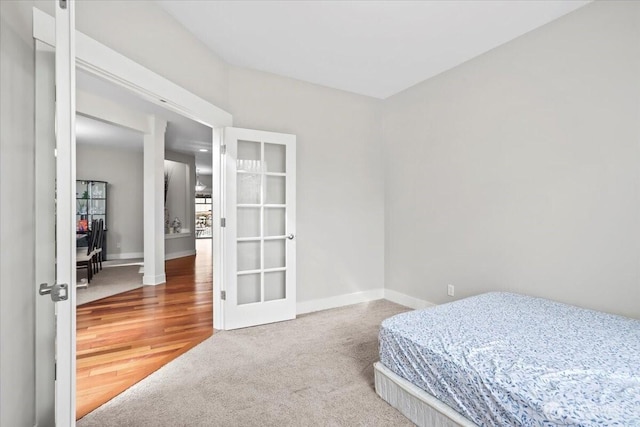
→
(76, 240, 213, 420)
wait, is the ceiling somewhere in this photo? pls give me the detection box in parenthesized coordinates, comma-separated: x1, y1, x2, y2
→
(157, 0, 589, 99)
(76, 69, 214, 174)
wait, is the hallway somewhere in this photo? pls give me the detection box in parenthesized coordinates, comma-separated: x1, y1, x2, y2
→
(76, 240, 213, 419)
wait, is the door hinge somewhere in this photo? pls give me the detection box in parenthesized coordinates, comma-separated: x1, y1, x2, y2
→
(59, 0, 67, 9)
(220, 290, 226, 301)
(221, 217, 226, 227)
(221, 145, 227, 155)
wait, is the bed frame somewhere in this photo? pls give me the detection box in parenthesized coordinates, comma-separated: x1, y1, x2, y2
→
(374, 362, 477, 427)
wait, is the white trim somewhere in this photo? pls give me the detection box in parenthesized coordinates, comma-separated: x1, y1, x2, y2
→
(295, 289, 436, 316)
(297, 289, 385, 315)
(143, 273, 167, 286)
(165, 249, 197, 260)
(32, 7, 55, 46)
(164, 232, 192, 240)
(384, 289, 435, 310)
(106, 252, 144, 260)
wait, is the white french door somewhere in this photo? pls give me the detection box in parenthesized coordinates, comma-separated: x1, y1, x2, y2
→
(223, 128, 296, 330)
(34, 1, 76, 425)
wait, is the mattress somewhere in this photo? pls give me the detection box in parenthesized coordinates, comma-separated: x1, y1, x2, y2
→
(379, 292, 640, 426)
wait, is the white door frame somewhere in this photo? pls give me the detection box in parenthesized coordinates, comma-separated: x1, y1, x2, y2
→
(33, 6, 232, 421)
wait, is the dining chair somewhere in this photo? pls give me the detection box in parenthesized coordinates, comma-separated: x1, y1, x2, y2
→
(93, 219, 105, 273)
(77, 220, 98, 283)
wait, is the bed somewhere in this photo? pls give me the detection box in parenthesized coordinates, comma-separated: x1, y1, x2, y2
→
(375, 292, 640, 426)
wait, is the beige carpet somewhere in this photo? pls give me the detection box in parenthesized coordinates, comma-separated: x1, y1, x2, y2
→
(77, 300, 415, 426)
(76, 265, 143, 306)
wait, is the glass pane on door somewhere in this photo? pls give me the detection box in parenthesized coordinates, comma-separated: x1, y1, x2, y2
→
(238, 207, 260, 238)
(238, 140, 260, 161)
(264, 208, 285, 236)
(237, 174, 261, 204)
(265, 143, 286, 173)
(265, 176, 286, 204)
(264, 240, 285, 269)
(264, 271, 286, 301)
(237, 240, 260, 271)
(238, 274, 261, 305)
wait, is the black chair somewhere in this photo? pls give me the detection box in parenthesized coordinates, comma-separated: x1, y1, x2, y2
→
(77, 220, 98, 283)
(92, 219, 105, 273)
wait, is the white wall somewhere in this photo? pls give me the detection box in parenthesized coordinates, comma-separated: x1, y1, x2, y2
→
(77, 143, 144, 259)
(164, 160, 189, 233)
(0, 1, 36, 425)
(383, 1, 640, 318)
(228, 66, 385, 303)
(165, 150, 196, 259)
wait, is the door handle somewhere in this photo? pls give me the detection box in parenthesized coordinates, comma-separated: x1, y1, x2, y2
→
(39, 282, 69, 302)
(287, 234, 295, 240)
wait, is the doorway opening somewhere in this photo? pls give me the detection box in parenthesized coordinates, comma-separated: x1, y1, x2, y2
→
(72, 68, 217, 419)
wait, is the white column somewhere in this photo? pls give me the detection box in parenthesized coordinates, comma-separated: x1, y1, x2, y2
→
(143, 115, 167, 285)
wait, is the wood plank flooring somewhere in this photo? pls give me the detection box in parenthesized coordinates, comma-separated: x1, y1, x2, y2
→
(76, 240, 213, 420)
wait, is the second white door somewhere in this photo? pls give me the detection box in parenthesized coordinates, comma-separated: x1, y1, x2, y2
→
(223, 127, 296, 330)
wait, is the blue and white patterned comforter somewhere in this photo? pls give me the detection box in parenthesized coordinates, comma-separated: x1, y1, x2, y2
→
(379, 292, 640, 426)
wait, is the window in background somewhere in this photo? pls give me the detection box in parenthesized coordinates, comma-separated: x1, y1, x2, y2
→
(195, 196, 212, 238)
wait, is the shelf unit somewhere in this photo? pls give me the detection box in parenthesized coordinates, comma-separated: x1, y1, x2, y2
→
(76, 180, 108, 259)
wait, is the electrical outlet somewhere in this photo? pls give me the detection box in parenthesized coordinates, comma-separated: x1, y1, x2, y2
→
(447, 284, 455, 297)
(116, 242, 121, 249)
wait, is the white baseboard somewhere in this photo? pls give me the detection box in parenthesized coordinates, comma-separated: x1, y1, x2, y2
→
(143, 273, 166, 286)
(297, 289, 385, 315)
(384, 289, 435, 310)
(295, 288, 436, 315)
(165, 249, 196, 260)
(106, 251, 143, 260)
(108, 250, 196, 261)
